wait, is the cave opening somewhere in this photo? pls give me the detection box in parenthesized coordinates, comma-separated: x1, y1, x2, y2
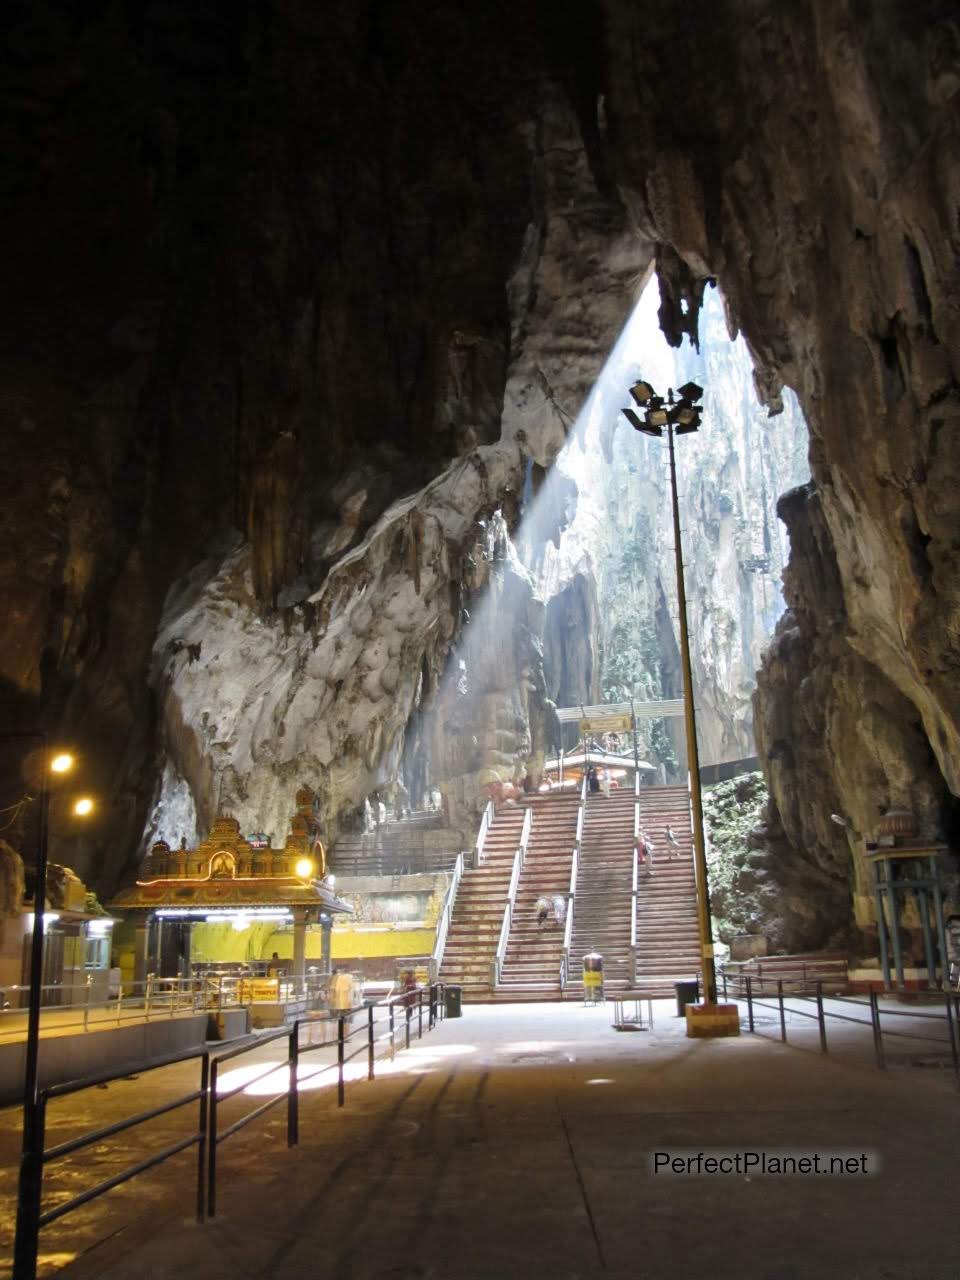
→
(416, 272, 811, 826)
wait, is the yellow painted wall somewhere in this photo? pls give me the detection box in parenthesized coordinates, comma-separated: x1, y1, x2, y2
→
(331, 927, 435, 959)
(189, 921, 436, 964)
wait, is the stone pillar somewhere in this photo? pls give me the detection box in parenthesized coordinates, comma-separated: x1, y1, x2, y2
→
(321, 915, 332, 976)
(134, 918, 150, 993)
(292, 908, 307, 988)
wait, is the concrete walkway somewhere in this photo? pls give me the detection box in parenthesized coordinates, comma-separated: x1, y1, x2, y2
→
(11, 1000, 960, 1280)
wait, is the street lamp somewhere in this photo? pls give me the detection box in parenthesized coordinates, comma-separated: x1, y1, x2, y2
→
(621, 379, 739, 1037)
(9, 737, 95, 1277)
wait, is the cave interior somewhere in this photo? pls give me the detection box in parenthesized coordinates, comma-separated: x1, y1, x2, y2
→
(2, 0, 960, 965)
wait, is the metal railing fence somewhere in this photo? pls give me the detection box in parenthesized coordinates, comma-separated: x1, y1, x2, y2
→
(0, 972, 330, 1042)
(560, 779, 586, 992)
(15, 983, 447, 1277)
(430, 852, 464, 980)
(475, 799, 495, 866)
(727, 972, 960, 1088)
(329, 849, 459, 877)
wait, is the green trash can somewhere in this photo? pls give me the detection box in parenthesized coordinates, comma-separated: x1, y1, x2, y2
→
(675, 979, 699, 1017)
(445, 985, 462, 1018)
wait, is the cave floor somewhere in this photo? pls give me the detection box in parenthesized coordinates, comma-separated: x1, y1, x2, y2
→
(5, 999, 959, 1280)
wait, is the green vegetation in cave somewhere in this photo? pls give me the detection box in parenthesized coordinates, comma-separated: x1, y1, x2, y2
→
(703, 771, 774, 944)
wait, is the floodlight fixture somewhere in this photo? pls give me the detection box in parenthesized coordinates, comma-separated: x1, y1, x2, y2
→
(648, 408, 668, 427)
(674, 404, 698, 426)
(622, 408, 663, 438)
(677, 381, 704, 403)
(629, 380, 655, 406)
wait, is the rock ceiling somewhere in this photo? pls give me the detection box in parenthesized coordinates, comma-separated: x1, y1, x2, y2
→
(1, 1, 958, 944)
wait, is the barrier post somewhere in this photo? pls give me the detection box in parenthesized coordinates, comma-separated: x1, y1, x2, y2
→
(368, 1005, 375, 1081)
(944, 993, 959, 1090)
(207, 1058, 220, 1218)
(722, 968, 728, 1001)
(288, 1024, 299, 1146)
(778, 978, 786, 1043)
(869, 989, 886, 1070)
(418, 989, 423, 1040)
(390, 1003, 396, 1060)
(406, 1004, 412, 1050)
(196, 1053, 209, 1223)
(816, 981, 827, 1054)
(337, 1016, 345, 1107)
(746, 976, 754, 1032)
(84, 974, 93, 1031)
(13, 1090, 46, 1280)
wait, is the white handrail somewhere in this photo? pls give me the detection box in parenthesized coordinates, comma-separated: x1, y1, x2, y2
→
(632, 779, 647, 984)
(431, 852, 464, 980)
(560, 844, 578, 990)
(519, 805, 533, 864)
(474, 799, 494, 866)
(575, 772, 586, 848)
(493, 848, 523, 985)
(629, 847, 639, 984)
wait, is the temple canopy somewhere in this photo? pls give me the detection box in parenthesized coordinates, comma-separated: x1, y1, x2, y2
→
(109, 786, 351, 918)
(554, 699, 685, 730)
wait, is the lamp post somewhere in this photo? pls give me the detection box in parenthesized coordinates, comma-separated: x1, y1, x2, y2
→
(622, 379, 738, 1036)
(8, 737, 91, 1277)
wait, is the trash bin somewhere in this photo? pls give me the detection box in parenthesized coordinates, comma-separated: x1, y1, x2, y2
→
(445, 985, 462, 1018)
(583, 950, 604, 1005)
(675, 979, 700, 1017)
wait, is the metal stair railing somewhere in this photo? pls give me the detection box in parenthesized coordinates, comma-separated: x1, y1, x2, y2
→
(494, 847, 523, 986)
(492, 807, 533, 987)
(430, 852, 464, 981)
(474, 799, 495, 867)
(629, 845, 639, 985)
(560, 845, 578, 991)
(561, 775, 588, 991)
(575, 773, 586, 848)
(630, 771, 641, 984)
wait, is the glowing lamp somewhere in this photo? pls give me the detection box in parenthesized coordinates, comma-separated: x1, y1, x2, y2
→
(73, 796, 95, 817)
(50, 753, 74, 774)
(295, 857, 315, 880)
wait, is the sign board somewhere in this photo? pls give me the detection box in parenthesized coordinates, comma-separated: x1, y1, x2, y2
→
(579, 714, 632, 734)
(238, 977, 280, 1003)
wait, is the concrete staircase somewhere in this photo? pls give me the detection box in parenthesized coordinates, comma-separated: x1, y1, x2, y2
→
(566, 789, 635, 997)
(438, 805, 527, 1001)
(633, 785, 701, 996)
(495, 791, 581, 1001)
